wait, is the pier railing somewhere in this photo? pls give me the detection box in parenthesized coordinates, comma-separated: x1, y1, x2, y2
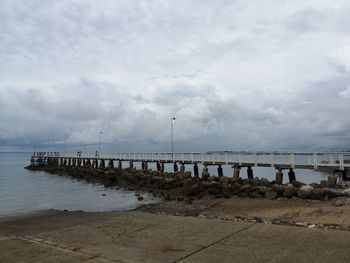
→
(33, 151, 350, 171)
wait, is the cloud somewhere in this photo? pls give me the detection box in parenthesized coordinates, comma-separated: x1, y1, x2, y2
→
(339, 86, 350, 98)
(1, 0, 350, 152)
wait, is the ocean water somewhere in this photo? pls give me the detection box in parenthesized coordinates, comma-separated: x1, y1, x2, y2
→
(0, 152, 332, 218)
(0, 152, 158, 218)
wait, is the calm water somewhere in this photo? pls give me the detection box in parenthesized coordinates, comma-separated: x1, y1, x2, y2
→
(0, 152, 331, 218)
(0, 152, 158, 218)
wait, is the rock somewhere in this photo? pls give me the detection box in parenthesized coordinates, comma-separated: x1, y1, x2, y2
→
(320, 180, 328, 188)
(297, 185, 314, 199)
(102, 193, 106, 196)
(292, 181, 306, 188)
(176, 197, 184, 201)
(324, 188, 340, 199)
(137, 196, 144, 201)
(334, 199, 345, 207)
(208, 187, 221, 196)
(240, 184, 251, 192)
(208, 181, 221, 189)
(259, 178, 272, 187)
(248, 191, 262, 198)
(309, 189, 324, 200)
(309, 183, 320, 188)
(308, 224, 317, 229)
(164, 194, 176, 201)
(284, 187, 298, 198)
(265, 190, 278, 200)
(208, 176, 219, 182)
(341, 188, 350, 197)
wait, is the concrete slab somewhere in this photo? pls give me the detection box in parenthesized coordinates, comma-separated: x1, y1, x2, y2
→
(1, 211, 350, 263)
(180, 223, 350, 263)
(25, 212, 251, 263)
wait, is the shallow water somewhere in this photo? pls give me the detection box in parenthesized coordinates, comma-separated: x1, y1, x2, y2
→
(0, 153, 158, 218)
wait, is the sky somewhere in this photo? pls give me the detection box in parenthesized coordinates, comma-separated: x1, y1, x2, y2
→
(1, 0, 350, 153)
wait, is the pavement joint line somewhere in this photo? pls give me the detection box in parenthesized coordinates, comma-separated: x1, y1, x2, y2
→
(172, 222, 256, 263)
(14, 235, 125, 263)
(117, 223, 162, 237)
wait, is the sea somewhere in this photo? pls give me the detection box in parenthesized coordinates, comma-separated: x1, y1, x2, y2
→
(0, 152, 331, 218)
(0, 152, 158, 218)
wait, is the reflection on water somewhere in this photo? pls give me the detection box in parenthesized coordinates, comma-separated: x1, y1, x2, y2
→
(0, 153, 158, 218)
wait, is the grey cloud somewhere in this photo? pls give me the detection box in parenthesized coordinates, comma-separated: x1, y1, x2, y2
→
(1, 0, 350, 152)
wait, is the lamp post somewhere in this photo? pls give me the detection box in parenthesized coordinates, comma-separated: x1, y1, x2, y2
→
(98, 131, 103, 157)
(171, 117, 176, 161)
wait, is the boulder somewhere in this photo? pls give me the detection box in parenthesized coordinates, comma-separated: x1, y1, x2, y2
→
(292, 181, 306, 188)
(309, 189, 325, 200)
(265, 190, 278, 200)
(208, 176, 219, 182)
(240, 184, 251, 192)
(284, 187, 298, 198)
(297, 185, 314, 199)
(309, 183, 320, 188)
(341, 188, 350, 197)
(259, 178, 272, 187)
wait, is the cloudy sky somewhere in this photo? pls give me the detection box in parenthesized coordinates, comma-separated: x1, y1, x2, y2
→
(1, 0, 350, 153)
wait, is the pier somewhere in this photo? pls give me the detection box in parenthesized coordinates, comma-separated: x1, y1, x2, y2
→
(31, 151, 350, 184)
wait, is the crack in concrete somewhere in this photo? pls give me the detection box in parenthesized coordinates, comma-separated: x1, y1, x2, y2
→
(172, 223, 256, 263)
(14, 235, 124, 263)
(117, 222, 162, 237)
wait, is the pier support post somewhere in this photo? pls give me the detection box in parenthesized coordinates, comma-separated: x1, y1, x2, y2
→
(174, 163, 178, 172)
(247, 166, 253, 179)
(118, 160, 122, 169)
(288, 169, 296, 183)
(129, 161, 134, 169)
(218, 165, 224, 177)
(141, 161, 145, 171)
(68, 158, 72, 166)
(108, 159, 114, 168)
(99, 159, 105, 168)
(86, 159, 91, 167)
(82, 159, 86, 167)
(194, 163, 199, 179)
(275, 169, 283, 185)
(342, 171, 348, 181)
(160, 162, 165, 173)
(233, 165, 241, 178)
(202, 165, 209, 180)
(156, 161, 161, 172)
(72, 159, 76, 166)
(328, 175, 337, 188)
(180, 163, 186, 173)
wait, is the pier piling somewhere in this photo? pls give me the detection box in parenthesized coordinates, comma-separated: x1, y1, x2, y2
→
(180, 163, 186, 173)
(247, 166, 253, 179)
(108, 159, 114, 168)
(288, 169, 296, 183)
(174, 163, 178, 172)
(202, 166, 209, 180)
(194, 163, 199, 179)
(218, 165, 224, 177)
(233, 165, 241, 178)
(275, 169, 283, 185)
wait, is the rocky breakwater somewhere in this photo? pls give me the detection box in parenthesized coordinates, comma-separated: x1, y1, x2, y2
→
(25, 163, 350, 202)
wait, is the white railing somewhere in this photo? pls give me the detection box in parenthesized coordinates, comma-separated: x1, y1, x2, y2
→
(33, 151, 350, 171)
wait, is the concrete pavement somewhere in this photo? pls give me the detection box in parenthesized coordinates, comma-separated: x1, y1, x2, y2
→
(0, 211, 349, 263)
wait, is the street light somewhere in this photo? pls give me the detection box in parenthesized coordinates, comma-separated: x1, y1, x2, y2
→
(98, 131, 103, 157)
(171, 117, 176, 161)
